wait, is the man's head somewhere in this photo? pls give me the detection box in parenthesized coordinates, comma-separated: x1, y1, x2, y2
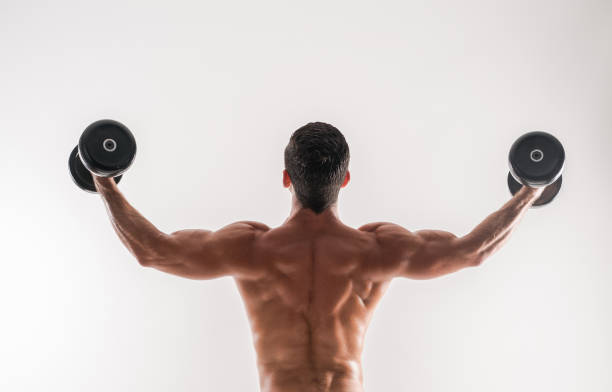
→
(283, 122, 350, 214)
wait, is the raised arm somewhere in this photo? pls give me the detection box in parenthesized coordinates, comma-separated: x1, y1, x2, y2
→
(93, 176, 269, 280)
(359, 185, 544, 280)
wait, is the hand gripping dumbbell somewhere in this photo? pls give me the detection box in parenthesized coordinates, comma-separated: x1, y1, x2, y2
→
(507, 131, 565, 207)
(68, 119, 137, 193)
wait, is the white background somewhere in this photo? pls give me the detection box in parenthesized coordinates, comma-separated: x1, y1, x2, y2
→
(1, 0, 611, 391)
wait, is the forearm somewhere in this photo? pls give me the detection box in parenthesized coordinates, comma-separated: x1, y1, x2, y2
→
(93, 176, 170, 264)
(461, 185, 543, 259)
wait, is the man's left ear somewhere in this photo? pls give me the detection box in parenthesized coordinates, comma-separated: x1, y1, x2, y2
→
(341, 170, 350, 188)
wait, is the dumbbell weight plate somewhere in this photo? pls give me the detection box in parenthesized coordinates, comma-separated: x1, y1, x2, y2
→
(508, 131, 565, 187)
(78, 119, 137, 177)
(69, 145, 122, 193)
(507, 172, 562, 207)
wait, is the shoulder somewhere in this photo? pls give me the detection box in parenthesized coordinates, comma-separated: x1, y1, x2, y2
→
(221, 220, 271, 233)
(358, 221, 391, 233)
(358, 221, 413, 240)
(204, 221, 271, 248)
(355, 222, 419, 280)
(357, 221, 419, 256)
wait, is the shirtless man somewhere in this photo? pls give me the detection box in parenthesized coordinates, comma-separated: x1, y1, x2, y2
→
(92, 122, 545, 392)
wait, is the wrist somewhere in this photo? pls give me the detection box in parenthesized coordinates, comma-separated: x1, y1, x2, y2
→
(93, 175, 118, 193)
(518, 183, 544, 195)
(520, 185, 545, 207)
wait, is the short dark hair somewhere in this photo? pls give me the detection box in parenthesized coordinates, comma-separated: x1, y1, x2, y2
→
(284, 122, 350, 214)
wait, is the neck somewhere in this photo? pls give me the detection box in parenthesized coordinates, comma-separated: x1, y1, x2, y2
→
(284, 195, 341, 225)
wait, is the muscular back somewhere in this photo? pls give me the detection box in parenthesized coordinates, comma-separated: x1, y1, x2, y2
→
(144, 215, 481, 392)
(236, 221, 390, 392)
(139, 213, 484, 392)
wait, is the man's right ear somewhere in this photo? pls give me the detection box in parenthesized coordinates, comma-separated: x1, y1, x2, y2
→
(283, 170, 291, 188)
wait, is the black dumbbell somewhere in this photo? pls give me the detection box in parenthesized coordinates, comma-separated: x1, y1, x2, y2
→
(68, 119, 137, 193)
(507, 131, 565, 207)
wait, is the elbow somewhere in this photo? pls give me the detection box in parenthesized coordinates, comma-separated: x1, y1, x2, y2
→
(135, 234, 174, 267)
(468, 252, 486, 267)
(135, 249, 168, 267)
(136, 255, 158, 267)
(455, 236, 486, 267)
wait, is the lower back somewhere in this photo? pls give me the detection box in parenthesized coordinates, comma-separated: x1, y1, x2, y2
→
(258, 360, 364, 392)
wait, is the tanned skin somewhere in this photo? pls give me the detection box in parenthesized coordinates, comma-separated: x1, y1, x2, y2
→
(93, 170, 544, 392)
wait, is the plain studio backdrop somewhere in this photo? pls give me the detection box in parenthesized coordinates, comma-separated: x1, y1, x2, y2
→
(1, 0, 610, 391)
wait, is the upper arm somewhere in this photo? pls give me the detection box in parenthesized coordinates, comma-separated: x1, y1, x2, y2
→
(145, 220, 270, 280)
(359, 222, 481, 280)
